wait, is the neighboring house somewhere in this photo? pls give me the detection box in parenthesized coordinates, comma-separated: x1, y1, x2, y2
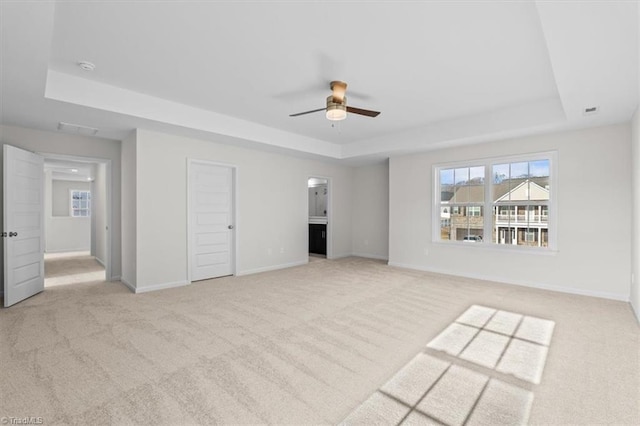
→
(441, 178, 549, 246)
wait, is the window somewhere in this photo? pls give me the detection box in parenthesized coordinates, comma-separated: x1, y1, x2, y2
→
(434, 153, 555, 250)
(438, 165, 484, 242)
(70, 190, 91, 217)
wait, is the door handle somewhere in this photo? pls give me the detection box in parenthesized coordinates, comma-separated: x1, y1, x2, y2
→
(228, 225, 234, 230)
(9, 232, 18, 237)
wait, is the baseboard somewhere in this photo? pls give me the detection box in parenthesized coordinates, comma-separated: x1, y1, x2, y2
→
(119, 277, 136, 293)
(95, 257, 105, 267)
(387, 261, 630, 302)
(631, 300, 640, 324)
(351, 252, 389, 261)
(237, 260, 308, 276)
(327, 253, 353, 260)
(134, 280, 190, 294)
(45, 248, 91, 253)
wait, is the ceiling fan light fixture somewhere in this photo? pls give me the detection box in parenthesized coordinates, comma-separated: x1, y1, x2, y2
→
(326, 104, 347, 121)
(326, 95, 347, 121)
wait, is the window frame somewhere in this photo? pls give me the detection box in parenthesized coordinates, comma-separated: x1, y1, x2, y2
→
(70, 189, 91, 218)
(432, 151, 558, 252)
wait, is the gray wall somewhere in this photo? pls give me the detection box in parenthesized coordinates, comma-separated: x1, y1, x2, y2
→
(631, 108, 640, 321)
(46, 178, 91, 252)
(389, 123, 632, 301)
(127, 128, 357, 290)
(352, 161, 389, 260)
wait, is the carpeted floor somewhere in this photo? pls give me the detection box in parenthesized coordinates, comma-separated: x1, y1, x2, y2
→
(44, 251, 105, 287)
(1, 257, 638, 425)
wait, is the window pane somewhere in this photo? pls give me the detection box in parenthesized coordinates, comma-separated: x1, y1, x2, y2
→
(510, 162, 528, 179)
(72, 200, 79, 209)
(492, 164, 510, 202)
(440, 169, 454, 185)
(454, 168, 469, 185)
(451, 207, 484, 242)
(440, 206, 451, 240)
(469, 166, 484, 185)
(440, 169, 454, 203)
(529, 160, 549, 177)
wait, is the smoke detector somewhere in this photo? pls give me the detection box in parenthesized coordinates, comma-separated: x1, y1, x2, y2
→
(77, 61, 95, 71)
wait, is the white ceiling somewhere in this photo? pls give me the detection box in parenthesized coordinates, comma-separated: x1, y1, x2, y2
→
(1, 1, 638, 164)
(44, 158, 94, 182)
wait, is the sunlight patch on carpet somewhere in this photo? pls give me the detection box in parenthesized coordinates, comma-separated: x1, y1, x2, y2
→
(341, 304, 553, 425)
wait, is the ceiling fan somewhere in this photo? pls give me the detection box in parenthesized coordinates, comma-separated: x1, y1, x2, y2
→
(289, 81, 380, 121)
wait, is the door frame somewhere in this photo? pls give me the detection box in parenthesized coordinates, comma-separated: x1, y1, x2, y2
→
(186, 158, 238, 283)
(307, 175, 332, 259)
(39, 152, 113, 281)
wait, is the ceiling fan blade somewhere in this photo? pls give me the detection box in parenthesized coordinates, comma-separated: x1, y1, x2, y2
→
(289, 108, 326, 117)
(347, 106, 381, 117)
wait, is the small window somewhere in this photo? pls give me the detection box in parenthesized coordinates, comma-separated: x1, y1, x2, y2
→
(70, 190, 91, 217)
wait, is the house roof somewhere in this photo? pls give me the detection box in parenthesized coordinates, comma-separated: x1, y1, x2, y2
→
(447, 177, 549, 203)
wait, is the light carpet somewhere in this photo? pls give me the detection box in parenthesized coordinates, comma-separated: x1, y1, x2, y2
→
(1, 257, 638, 425)
(44, 251, 105, 287)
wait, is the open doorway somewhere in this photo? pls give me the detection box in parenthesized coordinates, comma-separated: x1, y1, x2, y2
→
(308, 177, 329, 260)
(42, 155, 111, 287)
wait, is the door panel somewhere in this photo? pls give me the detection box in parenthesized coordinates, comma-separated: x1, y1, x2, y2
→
(3, 144, 45, 307)
(189, 162, 234, 281)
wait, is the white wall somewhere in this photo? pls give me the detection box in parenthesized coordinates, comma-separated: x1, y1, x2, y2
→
(127, 128, 354, 291)
(389, 123, 632, 301)
(52, 180, 90, 216)
(352, 161, 389, 260)
(92, 163, 108, 265)
(121, 130, 137, 289)
(0, 124, 122, 278)
(631, 108, 640, 321)
(46, 179, 91, 252)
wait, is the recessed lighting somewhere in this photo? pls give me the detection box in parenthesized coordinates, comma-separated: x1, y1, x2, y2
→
(70, 169, 78, 173)
(86, 177, 93, 181)
(77, 61, 95, 71)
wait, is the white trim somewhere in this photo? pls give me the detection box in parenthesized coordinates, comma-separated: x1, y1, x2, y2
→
(44, 247, 91, 253)
(329, 253, 354, 260)
(388, 261, 629, 302)
(433, 150, 557, 251)
(119, 277, 136, 293)
(134, 280, 190, 294)
(186, 158, 238, 283)
(95, 257, 105, 267)
(38, 152, 114, 282)
(237, 260, 308, 276)
(631, 300, 640, 324)
(351, 252, 389, 261)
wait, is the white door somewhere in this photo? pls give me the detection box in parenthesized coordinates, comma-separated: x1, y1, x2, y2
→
(189, 161, 234, 281)
(3, 145, 45, 307)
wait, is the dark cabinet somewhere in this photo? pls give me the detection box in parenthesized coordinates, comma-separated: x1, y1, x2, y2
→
(309, 224, 327, 255)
